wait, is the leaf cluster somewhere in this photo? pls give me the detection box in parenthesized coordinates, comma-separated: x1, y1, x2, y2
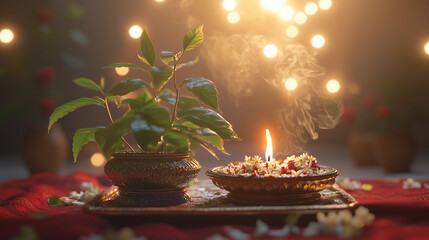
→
(48, 25, 239, 162)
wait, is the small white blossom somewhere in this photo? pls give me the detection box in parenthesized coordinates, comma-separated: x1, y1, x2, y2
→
(224, 226, 250, 240)
(337, 177, 362, 190)
(302, 221, 320, 237)
(403, 178, 421, 189)
(267, 225, 299, 237)
(253, 219, 269, 237)
(206, 234, 228, 240)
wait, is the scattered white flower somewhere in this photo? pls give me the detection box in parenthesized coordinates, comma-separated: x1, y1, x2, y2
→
(253, 219, 269, 237)
(403, 178, 421, 189)
(206, 233, 228, 240)
(353, 206, 375, 226)
(56, 182, 99, 206)
(267, 225, 299, 237)
(302, 221, 320, 237)
(337, 177, 362, 190)
(224, 226, 250, 240)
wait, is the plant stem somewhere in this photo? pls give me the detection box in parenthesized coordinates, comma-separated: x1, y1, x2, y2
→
(171, 54, 183, 124)
(105, 99, 135, 152)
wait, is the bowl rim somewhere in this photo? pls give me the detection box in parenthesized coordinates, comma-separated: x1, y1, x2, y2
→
(205, 165, 338, 181)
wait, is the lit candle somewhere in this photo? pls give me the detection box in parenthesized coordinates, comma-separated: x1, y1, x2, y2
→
(265, 129, 273, 162)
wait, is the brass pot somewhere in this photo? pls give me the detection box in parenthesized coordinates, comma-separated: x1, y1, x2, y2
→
(347, 130, 377, 166)
(104, 152, 201, 207)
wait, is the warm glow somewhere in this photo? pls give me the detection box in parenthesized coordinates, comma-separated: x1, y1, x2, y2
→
(424, 41, 429, 55)
(319, 0, 332, 10)
(128, 25, 143, 39)
(227, 11, 241, 24)
(115, 67, 129, 76)
(304, 2, 318, 15)
(155, 0, 165, 2)
(326, 79, 340, 93)
(285, 25, 299, 38)
(263, 44, 278, 58)
(90, 153, 106, 167)
(0, 28, 14, 44)
(285, 77, 298, 91)
(279, 7, 294, 20)
(294, 12, 307, 25)
(261, 0, 284, 12)
(265, 129, 273, 162)
(223, 0, 237, 11)
(311, 34, 325, 48)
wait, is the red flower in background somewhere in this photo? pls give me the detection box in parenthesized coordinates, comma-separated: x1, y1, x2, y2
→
(37, 8, 52, 24)
(342, 106, 357, 125)
(376, 105, 392, 120)
(363, 95, 376, 107)
(39, 98, 56, 116)
(35, 66, 55, 86)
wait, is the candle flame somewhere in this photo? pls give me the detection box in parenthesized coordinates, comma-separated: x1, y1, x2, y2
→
(265, 129, 273, 162)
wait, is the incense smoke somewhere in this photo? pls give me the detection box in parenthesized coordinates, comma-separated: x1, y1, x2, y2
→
(180, 0, 343, 155)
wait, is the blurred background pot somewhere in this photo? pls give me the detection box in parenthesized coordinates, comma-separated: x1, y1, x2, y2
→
(104, 152, 201, 207)
(348, 130, 377, 166)
(21, 124, 69, 174)
(373, 131, 417, 173)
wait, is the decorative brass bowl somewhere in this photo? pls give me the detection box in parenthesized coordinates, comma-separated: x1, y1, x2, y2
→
(104, 152, 201, 207)
(206, 165, 338, 205)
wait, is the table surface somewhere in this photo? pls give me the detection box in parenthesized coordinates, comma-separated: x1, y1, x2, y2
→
(1, 170, 429, 240)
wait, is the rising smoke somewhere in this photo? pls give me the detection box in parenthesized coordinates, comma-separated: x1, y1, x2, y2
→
(181, 0, 343, 156)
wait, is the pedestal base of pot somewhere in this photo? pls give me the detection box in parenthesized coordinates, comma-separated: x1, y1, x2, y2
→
(227, 192, 321, 205)
(116, 187, 190, 207)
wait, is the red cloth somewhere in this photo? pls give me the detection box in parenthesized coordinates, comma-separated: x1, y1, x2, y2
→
(0, 172, 429, 240)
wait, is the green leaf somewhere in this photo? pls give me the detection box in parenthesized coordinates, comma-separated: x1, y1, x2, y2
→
(72, 127, 102, 163)
(177, 57, 199, 69)
(73, 77, 103, 93)
(175, 122, 227, 154)
(140, 29, 156, 66)
(183, 25, 204, 51)
(177, 107, 239, 140)
(131, 115, 164, 151)
(32, 212, 49, 220)
(160, 51, 176, 65)
(160, 90, 200, 111)
(151, 65, 173, 90)
(47, 195, 63, 207)
(103, 63, 148, 73)
(164, 130, 189, 153)
(121, 89, 153, 112)
(100, 77, 105, 90)
(105, 79, 150, 97)
(48, 97, 104, 132)
(181, 78, 220, 111)
(91, 96, 105, 105)
(141, 104, 171, 128)
(95, 112, 134, 158)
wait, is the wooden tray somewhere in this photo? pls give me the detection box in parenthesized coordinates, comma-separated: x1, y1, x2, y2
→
(83, 180, 357, 216)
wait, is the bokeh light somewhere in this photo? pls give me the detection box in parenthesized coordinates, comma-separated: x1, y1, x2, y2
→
(294, 12, 307, 25)
(90, 153, 106, 167)
(424, 41, 429, 55)
(261, 0, 284, 12)
(155, 0, 165, 2)
(285, 25, 299, 38)
(279, 7, 294, 20)
(311, 34, 325, 48)
(223, 0, 237, 11)
(319, 0, 332, 10)
(227, 11, 241, 24)
(263, 44, 278, 58)
(0, 28, 14, 44)
(128, 25, 143, 39)
(326, 79, 340, 93)
(285, 77, 298, 91)
(304, 2, 318, 15)
(115, 67, 130, 76)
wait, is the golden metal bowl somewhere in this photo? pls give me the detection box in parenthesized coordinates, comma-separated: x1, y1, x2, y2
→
(206, 165, 338, 205)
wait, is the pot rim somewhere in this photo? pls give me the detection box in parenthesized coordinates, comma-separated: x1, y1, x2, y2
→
(111, 152, 190, 159)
